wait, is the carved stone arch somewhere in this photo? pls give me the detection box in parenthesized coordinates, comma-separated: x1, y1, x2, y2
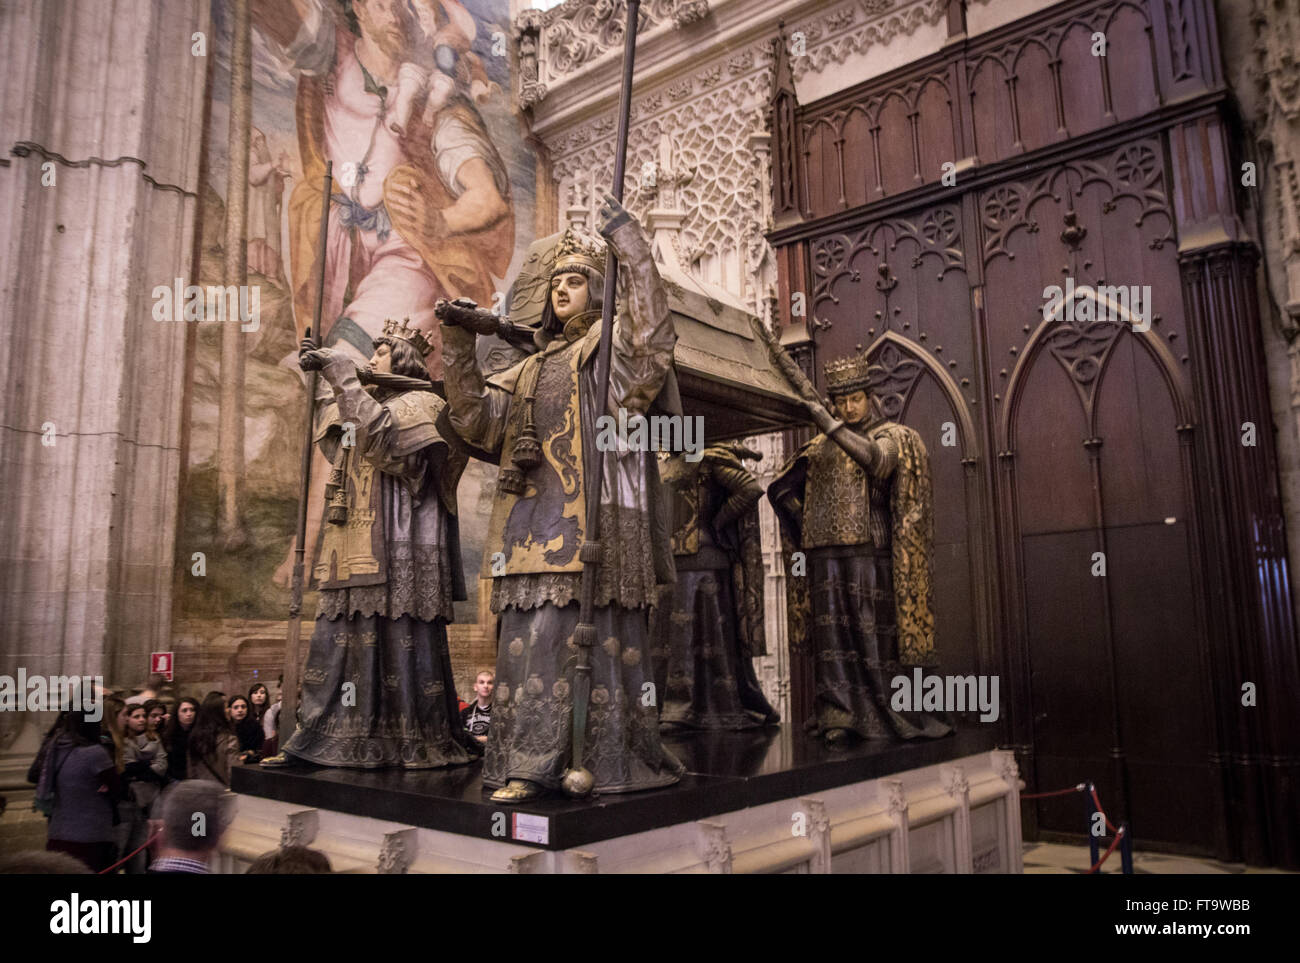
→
(865, 331, 978, 459)
(1000, 284, 1194, 451)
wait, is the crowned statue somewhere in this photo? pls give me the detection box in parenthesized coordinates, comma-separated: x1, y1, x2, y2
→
(652, 443, 779, 730)
(759, 330, 951, 745)
(264, 318, 476, 769)
(436, 194, 684, 802)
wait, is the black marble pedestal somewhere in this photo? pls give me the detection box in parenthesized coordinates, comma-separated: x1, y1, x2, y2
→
(232, 725, 999, 850)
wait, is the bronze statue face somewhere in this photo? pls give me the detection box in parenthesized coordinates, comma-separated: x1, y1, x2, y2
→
(368, 342, 394, 376)
(832, 389, 870, 426)
(550, 271, 590, 321)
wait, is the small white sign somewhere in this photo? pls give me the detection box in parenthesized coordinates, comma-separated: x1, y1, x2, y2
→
(512, 813, 549, 845)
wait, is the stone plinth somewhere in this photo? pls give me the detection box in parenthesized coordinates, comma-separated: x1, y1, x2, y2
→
(221, 726, 1021, 873)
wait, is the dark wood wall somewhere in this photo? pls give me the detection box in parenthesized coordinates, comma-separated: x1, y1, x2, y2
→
(769, 0, 1300, 866)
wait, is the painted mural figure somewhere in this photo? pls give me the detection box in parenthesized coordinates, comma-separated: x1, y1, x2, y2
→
(437, 196, 684, 802)
(765, 346, 952, 745)
(254, 0, 514, 585)
(651, 444, 779, 730)
(263, 320, 475, 769)
(247, 127, 291, 281)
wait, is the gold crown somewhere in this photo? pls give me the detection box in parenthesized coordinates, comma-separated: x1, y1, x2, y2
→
(381, 317, 433, 357)
(552, 227, 606, 276)
(824, 352, 873, 396)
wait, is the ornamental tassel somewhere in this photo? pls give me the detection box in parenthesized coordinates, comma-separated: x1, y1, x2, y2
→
(326, 449, 349, 525)
(498, 378, 543, 496)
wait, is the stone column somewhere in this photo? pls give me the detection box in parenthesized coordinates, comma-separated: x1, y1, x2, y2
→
(0, 0, 208, 775)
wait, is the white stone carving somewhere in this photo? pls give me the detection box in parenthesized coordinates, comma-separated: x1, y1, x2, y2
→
(788, 0, 946, 82)
(280, 809, 319, 848)
(547, 49, 776, 311)
(378, 828, 417, 874)
(697, 820, 734, 873)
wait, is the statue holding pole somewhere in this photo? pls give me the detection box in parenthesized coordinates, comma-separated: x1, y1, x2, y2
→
(265, 160, 476, 770)
(436, 0, 682, 802)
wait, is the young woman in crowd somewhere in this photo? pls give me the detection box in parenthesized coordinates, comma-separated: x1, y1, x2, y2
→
(249, 683, 270, 725)
(144, 700, 167, 739)
(164, 697, 199, 783)
(228, 694, 265, 763)
(120, 704, 168, 872)
(40, 711, 120, 873)
(188, 693, 242, 786)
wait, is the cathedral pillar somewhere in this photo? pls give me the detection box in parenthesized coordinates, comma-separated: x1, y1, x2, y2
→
(0, 0, 208, 769)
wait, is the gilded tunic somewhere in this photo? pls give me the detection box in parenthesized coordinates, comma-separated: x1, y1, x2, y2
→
(280, 355, 474, 769)
(769, 418, 950, 741)
(441, 218, 684, 792)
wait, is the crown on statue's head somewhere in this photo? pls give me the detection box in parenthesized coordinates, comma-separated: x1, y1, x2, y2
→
(552, 227, 606, 277)
(381, 317, 433, 357)
(824, 352, 873, 396)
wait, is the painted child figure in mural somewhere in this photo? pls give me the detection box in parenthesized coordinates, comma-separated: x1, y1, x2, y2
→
(763, 339, 952, 746)
(253, 0, 514, 588)
(651, 443, 780, 730)
(262, 320, 475, 769)
(436, 194, 684, 803)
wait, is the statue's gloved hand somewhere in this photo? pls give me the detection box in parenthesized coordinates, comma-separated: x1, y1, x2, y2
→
(596, 192, 637, 251)
(807, 399, 842, 436)
(435, 297, 498, 336)
(299, 329, 338, 372)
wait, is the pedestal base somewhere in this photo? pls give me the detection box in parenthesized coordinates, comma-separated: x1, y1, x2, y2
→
(224, 726, 1022, 873)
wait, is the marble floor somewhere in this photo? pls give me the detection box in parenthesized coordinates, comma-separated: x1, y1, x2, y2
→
(1023, 841, 1294, 874)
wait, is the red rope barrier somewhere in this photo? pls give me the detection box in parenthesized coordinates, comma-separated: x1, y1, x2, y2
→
(1022, 783, 1086, 799)
(1090, 785, 1119, 835)
(1087, 826, 1124, 874)
(1020, 780, 1129, 873)
(98, 828, 162, 875)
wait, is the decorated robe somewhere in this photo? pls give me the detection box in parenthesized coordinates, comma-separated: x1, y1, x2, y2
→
(768, 417, 951, 740)
(651, 447, 778, 730)
(280, 354, 474, 769)
(440, 220, 684, 793)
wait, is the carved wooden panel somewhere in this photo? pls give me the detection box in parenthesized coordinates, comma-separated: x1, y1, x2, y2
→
(771, 0, 1299, 863)
(797, 69, 957, 219)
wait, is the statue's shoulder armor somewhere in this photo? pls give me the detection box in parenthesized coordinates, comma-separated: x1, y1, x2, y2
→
(386, 390, 450, 458)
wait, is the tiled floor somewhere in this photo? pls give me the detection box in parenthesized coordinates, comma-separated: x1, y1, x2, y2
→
(1023, 842, 1293, 874)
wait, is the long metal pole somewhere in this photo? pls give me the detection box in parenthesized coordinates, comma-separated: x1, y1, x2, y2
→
(563, 0, 641, 797)
(280, 162, 333, 749)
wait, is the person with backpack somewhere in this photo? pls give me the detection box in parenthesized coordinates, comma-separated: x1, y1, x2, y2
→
(35, 711, 120, 873)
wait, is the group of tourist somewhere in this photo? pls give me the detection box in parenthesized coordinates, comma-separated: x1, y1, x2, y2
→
(25, 678, 283, 873)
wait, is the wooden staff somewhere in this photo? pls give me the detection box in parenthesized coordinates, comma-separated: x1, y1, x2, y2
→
(561, 0, 642, 798)
(280, 161, 333, 750)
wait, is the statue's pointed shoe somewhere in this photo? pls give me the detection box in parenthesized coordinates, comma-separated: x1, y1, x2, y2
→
(490, 779, 544, 804)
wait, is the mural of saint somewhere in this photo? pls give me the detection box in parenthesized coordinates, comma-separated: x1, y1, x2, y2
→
(247, 127, 290, 281)
(252, 0, 515, 586)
